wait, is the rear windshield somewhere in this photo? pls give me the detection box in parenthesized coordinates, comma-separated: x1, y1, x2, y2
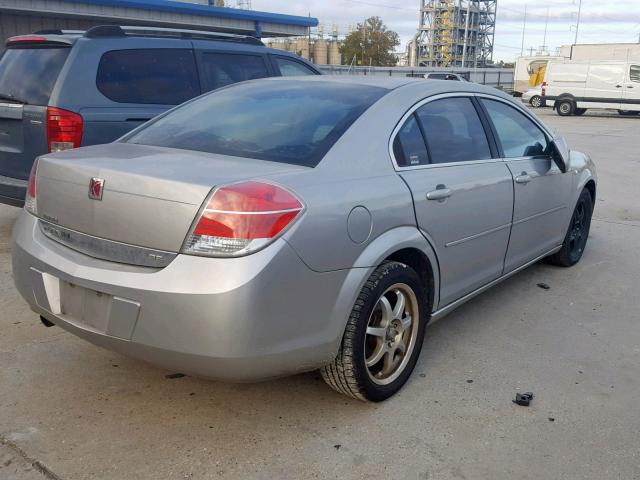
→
(126, 81, 386, 167)
(0, 47, 70, 105)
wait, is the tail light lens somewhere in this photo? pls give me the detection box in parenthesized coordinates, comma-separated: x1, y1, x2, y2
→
(182, 181, 304, 257)
(25, 159, 39, 215)
(541, 81, 547, 97)
(47, 107, 83, 153)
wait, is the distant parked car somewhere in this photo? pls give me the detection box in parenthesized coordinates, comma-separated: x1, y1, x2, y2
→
(522, 87, 544, 108)
(0, 25, 320, 207)
(13, 77, 596, 402)
(424, 72, 468, 81)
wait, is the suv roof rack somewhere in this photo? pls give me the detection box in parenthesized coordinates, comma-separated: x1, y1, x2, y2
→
(33, 29, 84, 36)
(84, 25, 264, 46)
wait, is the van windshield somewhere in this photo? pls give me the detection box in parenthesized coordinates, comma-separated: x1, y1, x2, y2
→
(0, 47, 70, 105)
(126, 81, 386, 167)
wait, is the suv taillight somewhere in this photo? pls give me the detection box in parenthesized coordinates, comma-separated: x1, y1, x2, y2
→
(182, 181, 304, 257)
(47, 107, 83, 153)
(25, 159, 39, 215)
(541, 81, 547, 97)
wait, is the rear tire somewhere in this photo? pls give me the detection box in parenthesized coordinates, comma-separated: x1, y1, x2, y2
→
(618, 110, 639, 116)
(321, 261, 428, 402)
(574, 108, 587, 116)
(556, 100, 575, 116)
(547, 189, 593, 267)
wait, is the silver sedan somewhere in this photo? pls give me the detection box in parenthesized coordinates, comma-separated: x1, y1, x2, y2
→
(12, 77, 596, 401)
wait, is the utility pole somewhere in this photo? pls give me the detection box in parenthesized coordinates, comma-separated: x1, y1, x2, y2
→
(542, 7, 549, 53)
(574, 0, 582, 45)
(520, 4, 527, 56)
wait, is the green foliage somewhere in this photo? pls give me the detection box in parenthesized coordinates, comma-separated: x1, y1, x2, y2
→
(339, 16, 400, 67)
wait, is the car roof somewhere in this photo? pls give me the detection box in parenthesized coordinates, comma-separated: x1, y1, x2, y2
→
(252, 75, 512, 98)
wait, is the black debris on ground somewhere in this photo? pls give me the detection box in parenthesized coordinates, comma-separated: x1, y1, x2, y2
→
(537, 283, 551, 290)
(513, 392, 534, 406)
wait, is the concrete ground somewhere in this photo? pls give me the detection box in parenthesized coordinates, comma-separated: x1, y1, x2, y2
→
(1, 108, 639, 480)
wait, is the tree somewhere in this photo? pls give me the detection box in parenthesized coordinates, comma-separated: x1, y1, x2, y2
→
(340, 17, 400, 67)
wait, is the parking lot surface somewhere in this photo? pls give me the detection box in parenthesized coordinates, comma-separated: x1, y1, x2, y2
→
(1, 108, 639, 480)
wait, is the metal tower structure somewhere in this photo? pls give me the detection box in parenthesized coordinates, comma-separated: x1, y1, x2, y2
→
(416, 0, 496, 67)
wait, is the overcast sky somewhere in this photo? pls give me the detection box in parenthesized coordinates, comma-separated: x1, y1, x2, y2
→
(252, 0, 640, 61)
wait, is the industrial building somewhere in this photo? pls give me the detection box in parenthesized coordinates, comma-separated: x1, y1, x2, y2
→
(409, 0, 497, 68)
(0, 0, 317, 53)
(266, 25, 342, 66)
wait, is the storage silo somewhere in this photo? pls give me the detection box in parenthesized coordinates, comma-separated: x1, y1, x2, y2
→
(328, 41, 341, 65)
(295, 37, 310, 60)
(314, 38, 328, 65)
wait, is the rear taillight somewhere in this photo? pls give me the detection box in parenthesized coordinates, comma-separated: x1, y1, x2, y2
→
(25, 159, 39, 215)
(47, 107, 83, 153)
(541, 81, 547, 97)
(182, 181, 304, 257)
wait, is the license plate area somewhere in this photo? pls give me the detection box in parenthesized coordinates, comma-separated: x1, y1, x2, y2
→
(60, 280, 112, 333)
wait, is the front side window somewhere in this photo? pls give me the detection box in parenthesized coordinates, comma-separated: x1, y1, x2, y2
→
(274, 57, 317, 76)
(97, 49, 200, 105)
(415, 97, 492, 164)
(630, 65, 640, 83)
(200, 53, 269, 91)
(393, 115, 428, 167)
(126, 81, 386, 167)
(481, 99, 548, 158)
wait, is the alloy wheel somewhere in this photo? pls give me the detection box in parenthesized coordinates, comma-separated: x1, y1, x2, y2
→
(364, 283, 420, 385)
(568, 200, 588, 258)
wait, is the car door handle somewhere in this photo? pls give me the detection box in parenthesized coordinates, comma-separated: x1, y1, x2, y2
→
(515, 173, 532, 184)
(426, 186, 452, 201)
(627, 85, 634, 89)
(615, 84, 622, 88)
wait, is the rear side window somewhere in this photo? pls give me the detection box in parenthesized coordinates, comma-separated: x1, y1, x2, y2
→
(427, 73, 447, 79)
(0, 47, 70, 105)
(481, 99, 548, 158)
(97, 49, 200, 104)
(415, 97, 492, 164)
(200, 53, 269, 91)
(630, 65, 640, 83)
(274, 57, 317, 76)
(127, 81, 386, 167)
(393, 115, 428, 167)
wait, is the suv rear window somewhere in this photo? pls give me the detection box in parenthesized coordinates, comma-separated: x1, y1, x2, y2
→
(97, 49, 200, 105)
(0, 47, 70, 105)
(126, 81, 386, 167)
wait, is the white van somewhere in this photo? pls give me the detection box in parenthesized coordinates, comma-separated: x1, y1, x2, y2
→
(543, 60, 640, 116)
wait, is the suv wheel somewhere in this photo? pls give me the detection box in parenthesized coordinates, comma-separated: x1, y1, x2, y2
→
(321, 261, 428, 402)
(530, 95, 542, 108)
(556, 100, 575, 116)
(547, 188, 593, 267)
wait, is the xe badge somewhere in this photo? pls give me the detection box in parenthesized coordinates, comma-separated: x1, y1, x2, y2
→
(89, 178, 105, 200)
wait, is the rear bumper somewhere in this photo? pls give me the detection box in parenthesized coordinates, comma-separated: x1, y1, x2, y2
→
(0, 174, 27, 207)
(12, 212, 364, 381)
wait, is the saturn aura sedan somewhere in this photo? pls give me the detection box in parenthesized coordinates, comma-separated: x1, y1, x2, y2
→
(12, 77, 596, 401)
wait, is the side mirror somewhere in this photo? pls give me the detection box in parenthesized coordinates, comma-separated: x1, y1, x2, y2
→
(546, 136, 570, 173)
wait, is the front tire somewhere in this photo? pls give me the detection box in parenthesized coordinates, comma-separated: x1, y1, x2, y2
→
(321, 261, 428, 402)
(530, 95, 542, 108)
(556, 99, 575, 116)
(547, 189, 593, 267)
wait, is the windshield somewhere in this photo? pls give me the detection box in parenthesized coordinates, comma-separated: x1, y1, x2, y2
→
(0, 47, 70, 105)
(126, 80, 386, 167)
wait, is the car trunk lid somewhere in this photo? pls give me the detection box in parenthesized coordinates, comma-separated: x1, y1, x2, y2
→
(35, 143, 307, 253)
